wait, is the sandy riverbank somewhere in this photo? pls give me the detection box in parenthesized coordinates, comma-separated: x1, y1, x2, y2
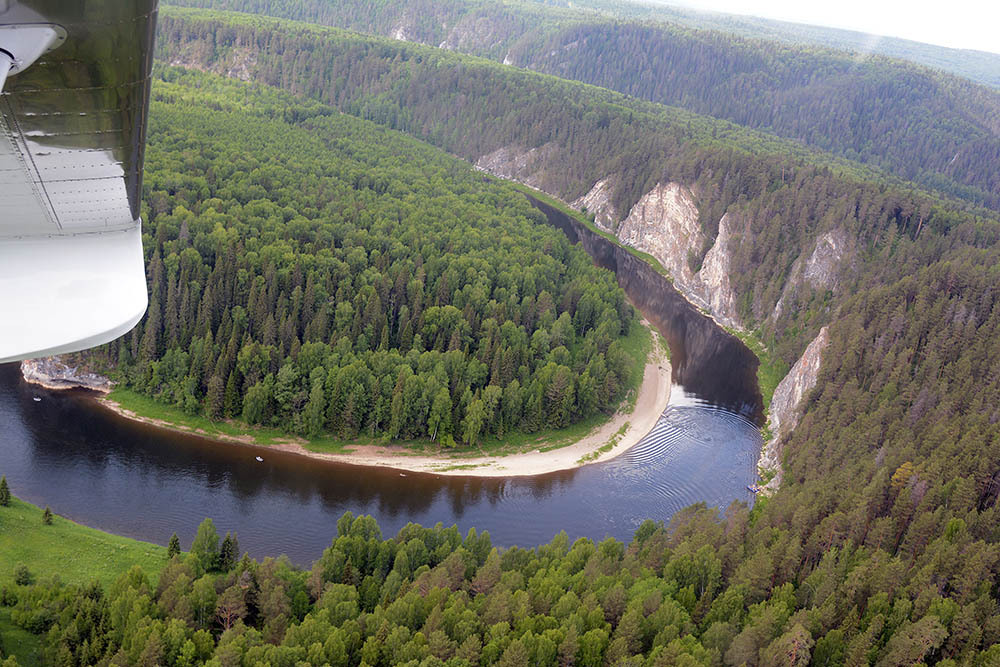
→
(271, 347, 670, 477)
(88, 343, 671, 477)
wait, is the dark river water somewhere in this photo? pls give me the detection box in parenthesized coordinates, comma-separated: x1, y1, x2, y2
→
(0, 197, 764, 566)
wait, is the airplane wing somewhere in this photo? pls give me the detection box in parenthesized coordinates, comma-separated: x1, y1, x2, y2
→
(0, 0, 157, 363)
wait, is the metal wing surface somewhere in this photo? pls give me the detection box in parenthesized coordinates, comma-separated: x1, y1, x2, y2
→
(0, 0, 157, 363)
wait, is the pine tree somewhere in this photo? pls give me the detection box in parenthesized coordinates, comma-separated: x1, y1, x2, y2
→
(0, 476, 9, 506)
(42, 506, 53, 525)
(219, 532, 239, 572)
(223, 370, 240, 418)
(205, 375, 225, 420)
(167, 532, 181, 559)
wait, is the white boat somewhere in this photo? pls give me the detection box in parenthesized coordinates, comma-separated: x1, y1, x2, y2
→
(33, 396, 41, 402)
(255, 456, 263, 462)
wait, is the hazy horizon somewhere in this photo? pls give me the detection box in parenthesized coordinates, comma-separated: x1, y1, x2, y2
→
(644, 0, 1000, 55)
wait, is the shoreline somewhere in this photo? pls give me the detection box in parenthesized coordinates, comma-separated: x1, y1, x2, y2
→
(512, 182, 774, 485)
(87, 344, 671, 477)
(20, 357, 113, 393)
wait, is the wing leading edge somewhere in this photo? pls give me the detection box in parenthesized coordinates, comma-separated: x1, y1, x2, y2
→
(0, 0, 157, 363)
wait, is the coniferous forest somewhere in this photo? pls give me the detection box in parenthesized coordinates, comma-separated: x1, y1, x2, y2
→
(2, 2, 1000, 666)
(162, 0, 1000, 211)
(92, 70, 636, 445)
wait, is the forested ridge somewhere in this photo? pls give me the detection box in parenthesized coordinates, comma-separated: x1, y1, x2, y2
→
(162, 0, 1000, 211)
(82, 68, 637, 446)
(544, 0, 1000, 89)
(154, 9, 999, 364)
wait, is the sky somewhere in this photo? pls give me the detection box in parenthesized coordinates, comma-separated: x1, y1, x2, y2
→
(665, 0, 1000, 55)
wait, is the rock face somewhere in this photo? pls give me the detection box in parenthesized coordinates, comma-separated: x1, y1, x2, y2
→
(571, 177, 619, 232)
(439, 15, 512, 52)
(759, 326, 830, 488)
(474, 144, 557, 190)
(617, 182, 705, 289)
(773, 228, 852, 320)
(689, 212, 743, 330)
(478, 154, 744, 329)
(21, 357, 113, 393)
(611, 181, 743, 329)
(475, 152, 840, 492)
(478, 153, 838, 491)
(169, 48, 256, 83)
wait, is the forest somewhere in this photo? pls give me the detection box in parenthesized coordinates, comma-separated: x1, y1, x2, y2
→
(161, 0, 1000, 211)
(3, 4, 1000, 665)
(84, 68, 637, 445)
(153, 8, 999, 365)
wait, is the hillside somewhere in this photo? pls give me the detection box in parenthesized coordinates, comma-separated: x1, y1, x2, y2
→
(155, 9, 1000, 364)
(562, 0, 1000, 89)
(163, 0, 1000, 211)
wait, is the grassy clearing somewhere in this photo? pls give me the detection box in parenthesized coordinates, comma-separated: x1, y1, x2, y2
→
(0, 496, 167, 665)
(0, 496, 167, 590)
(0, 607, 41, 667)
(727, 329, 789, 410)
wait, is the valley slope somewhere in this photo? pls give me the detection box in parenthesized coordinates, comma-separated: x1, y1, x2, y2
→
(163, 0, 1000, 211)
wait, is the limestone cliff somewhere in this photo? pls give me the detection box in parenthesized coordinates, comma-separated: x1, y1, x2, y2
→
(169, 48, 256, 82)
(523, 172, 747, 329)
(617, 182, 705, 289)
(21, 356, 113, 393)
(475, 153, 838, 493)
(610, 182, 744, 329)
(474, 144, 557, 190)
(571, 177, 619, 232)
(772, 228, 853, 320)
(689, 212, 744, 330)
(759, 326, 830, 489)
(439, 15, 516, 52)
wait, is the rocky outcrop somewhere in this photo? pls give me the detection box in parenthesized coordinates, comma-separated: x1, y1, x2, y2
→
(617, 182, 705, 288)
(474, 144, 558, 190)
(773, 228, 852, 320)
(169, 48, 257, 83)
(476, 155, 747, 329)
(611, 181, 744, 329)
(571, 177, 619, 232)
(759, 327, 830, 489)
(392, 24, 415, 41)
(21, 356, 113, 393)
(689, 212, 743, 330)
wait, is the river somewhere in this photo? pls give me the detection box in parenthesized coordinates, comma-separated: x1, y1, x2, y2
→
(0, 197, 763, 566)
